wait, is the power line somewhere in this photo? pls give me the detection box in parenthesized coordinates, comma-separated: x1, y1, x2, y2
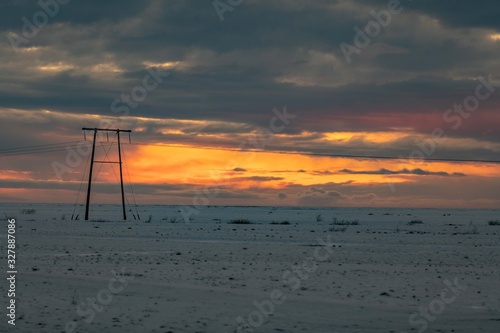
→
(0, 142, 79, 156)
(0, 142, 112, 157)
(128, 142, 500, 165)
(0, 146, 80, 157)
(0, 141, 79, 152)
(1, 140, 499, 164)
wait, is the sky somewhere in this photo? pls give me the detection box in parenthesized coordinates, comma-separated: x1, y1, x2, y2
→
(0, 0, 499, 208)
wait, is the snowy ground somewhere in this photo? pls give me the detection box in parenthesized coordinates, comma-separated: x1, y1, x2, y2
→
(0, 204, 499, 333)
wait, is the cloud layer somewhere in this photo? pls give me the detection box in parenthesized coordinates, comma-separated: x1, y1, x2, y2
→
(0, 0, 499, 207)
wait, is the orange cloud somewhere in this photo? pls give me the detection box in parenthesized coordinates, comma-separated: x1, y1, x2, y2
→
(121, 144, 498, 192)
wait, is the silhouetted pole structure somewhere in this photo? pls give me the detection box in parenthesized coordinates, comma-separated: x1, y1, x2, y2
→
(82, 128, 132, 221)
(84, 129, 98, 221)
(117, 131, 126, 221)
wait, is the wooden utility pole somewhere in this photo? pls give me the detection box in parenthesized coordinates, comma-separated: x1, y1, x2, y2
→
(117, 130, 127, 221)
(82, 128, 132, 221)
(84, 129, 97, 221)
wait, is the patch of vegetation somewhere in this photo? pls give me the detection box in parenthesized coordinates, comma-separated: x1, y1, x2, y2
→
(161, 216, 179, 223)
(329, 226, 347, 232)
(316, 214, 324, 222)
(20, 209, 36, 215)
(469, 226, 479, 234)
(229, 219, 253, 225)
(270, 221, 290, 225)
(488, 220, 500, 226)
(70, 290, 78, 305)
(407, 220, 424, 225)
(332, 217, 359, 225)
(90, 219, 112, 223)
(458, 225, 479, 235)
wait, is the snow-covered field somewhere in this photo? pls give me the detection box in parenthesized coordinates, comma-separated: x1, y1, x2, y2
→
(0, 204, 499, 333)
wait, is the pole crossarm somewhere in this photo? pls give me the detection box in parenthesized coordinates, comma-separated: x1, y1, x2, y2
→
(82, 128, 132, 133)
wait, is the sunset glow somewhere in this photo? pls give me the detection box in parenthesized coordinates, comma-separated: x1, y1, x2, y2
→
(0, 1, 499, 209)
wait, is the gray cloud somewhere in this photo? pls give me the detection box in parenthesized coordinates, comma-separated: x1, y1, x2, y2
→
(340, 168, 466, 177)
(235, 176, 284, 182)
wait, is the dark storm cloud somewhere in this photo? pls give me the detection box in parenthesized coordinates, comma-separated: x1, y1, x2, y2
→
(0, 1, 149, 30)
(1, 0, 499, 168)
(404, 0, 500, 29)
(354, 0, 500, 29)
